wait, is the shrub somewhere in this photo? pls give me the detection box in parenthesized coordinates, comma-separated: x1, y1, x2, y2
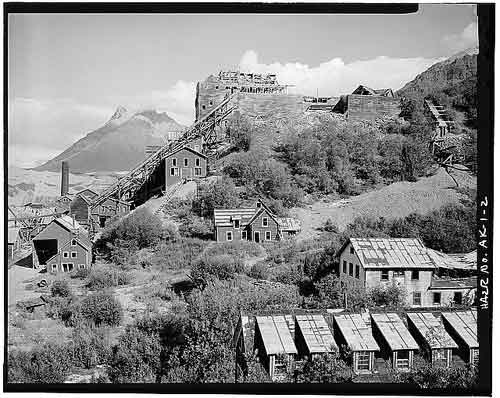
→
(191, 254, 244, 281)
(78, 292, 123, 327)
(204, 240, 263, 259)
(296, 352, 352, 383)
(369, 283, 407, 308)
(193, 177, 241, 218)
(68, 325, 112, 368)
(149, 239, 208, 271)
(314, 274, 343, 308)
(322, 218, 339, 233)
(70, 266, 91, 279)
(8, 343, 71, 383)
(86, 265, 131, 290)
(51, 279, 72, 297)
(247, 262, 269, 280)
(178, 215, 213, 239)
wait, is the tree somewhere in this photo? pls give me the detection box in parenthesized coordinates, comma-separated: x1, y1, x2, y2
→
(195, 177, 241, 218)
(369, 282, 407, 308)
(296, 352, 352, 383)
(314, 274, 343, 308)
(78, 292, 123, 327)
(51, 279, 72, 297)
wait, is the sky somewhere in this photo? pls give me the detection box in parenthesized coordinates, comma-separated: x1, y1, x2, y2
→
(8, 4, 478, 168)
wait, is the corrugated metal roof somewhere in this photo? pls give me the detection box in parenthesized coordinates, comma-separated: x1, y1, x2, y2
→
(442, 310, 478, 348)
(430, 276, 477, 289)
(8, 227, 20, 243)
(256, 316, 297, 355)
(407, 313, 458, 349)
(296, 314, 337, 354)
(428, 249, 477, 271)
(277, 217, 301, 232)
(213, 208, 256, 227)
(350, 238, 436, 269)
(334, 313, 380, 352)
(371, 313, 419, 351)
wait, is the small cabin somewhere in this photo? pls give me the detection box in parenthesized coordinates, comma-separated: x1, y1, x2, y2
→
(442, 310, 478, 365)
(254, 315, 297, 380)
(294, 314, 337, 360)
(407, 312, 458, 368)
(165, 146, 207, 188)
(333, 313, 380, 373)
(371, 313, 419, 371)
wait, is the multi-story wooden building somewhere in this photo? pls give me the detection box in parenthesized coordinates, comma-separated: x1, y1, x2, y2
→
(32, 215, 92, 272)
(164, 146, 207, 188)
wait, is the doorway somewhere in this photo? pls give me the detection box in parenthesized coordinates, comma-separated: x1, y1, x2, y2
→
(254, 231, 260, 243)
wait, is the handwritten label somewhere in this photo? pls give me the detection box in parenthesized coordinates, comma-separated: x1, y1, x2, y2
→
(478, 195, 489, 310)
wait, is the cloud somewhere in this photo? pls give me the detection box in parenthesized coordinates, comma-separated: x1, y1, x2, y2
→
(239, 50, 441, 97)
(442, 22, 478, 54)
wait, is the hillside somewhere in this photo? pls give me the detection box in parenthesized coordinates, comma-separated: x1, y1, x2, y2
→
(35, 107, 186, 173)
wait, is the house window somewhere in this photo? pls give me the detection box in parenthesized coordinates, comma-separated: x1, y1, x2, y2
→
(78, 264, 85, 270)
(395, 350, 410, 369)
(194, 167, 202, 176)
(432, 349, 447, 363)
(63, 252, 69, 258)
(184, 158, 189, 167)
(226, 231, 233, 241)
(241, 231, 247, 240)
(99, 216, 106, 228)
(350, 247, 355, 254)
(343, 260, 347, 274)
(71, 252, 77, 258)
(209, 100, 213, 106)
(68, 263, 74, 272)
(394, 270, 404, 277)
(262, 217, 269, 227)
(413, 292, 422, 306)
(256, 202, 262, 208)
(356, 351, 370, 371)
(355, 265, 360, 279)
(195, 158, 201, 167)
(411, 270, 419, 280)
(202, 105, 206, 110)
(71, 239, 77, 246)
(52, 264, 57, 272)
(349, 263, 353, 276)
(172, 158, 177, 167)
(215, 86, 219, 89)
(453, 292, 463, 305)
(170, 167, 179, 176)
(265, 231, 271, 241)
(234, 219, 240, 229)
(62, 263, 68, 272)
(433, 292, 441, 305)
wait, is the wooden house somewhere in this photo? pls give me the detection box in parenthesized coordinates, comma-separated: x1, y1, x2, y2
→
(407, 312, 458, 368)
(32, 215, 92, 272)
(164, 146, 207, 188)
(294, 314, 337, 360)
(90, 197, 131, 230)
(76, 189, 98, 201)
(70, 193, 93, 228)
(442, 310, 478, 365)
(333, 313, 380, 373)
(371, 313, 419, 371)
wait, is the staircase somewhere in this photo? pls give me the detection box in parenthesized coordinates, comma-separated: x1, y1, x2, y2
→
(91, 93, 238, 208)
(154, 181, 184, 216)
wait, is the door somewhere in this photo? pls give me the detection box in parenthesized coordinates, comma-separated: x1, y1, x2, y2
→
(254, 231, 260, 243)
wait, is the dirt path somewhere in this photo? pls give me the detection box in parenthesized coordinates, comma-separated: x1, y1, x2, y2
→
(292, 168, 476, 241)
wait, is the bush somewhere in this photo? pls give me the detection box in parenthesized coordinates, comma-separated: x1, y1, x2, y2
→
(204, 240, 263, 259)
(51, 279, 72, 297)
(296, 352, 352, 383)
(148, 239, 209, 271)
(191, 254, 244, 281)
(78, 292, 123, 327)
(369, 283, 407, 308)
(68, 325, 112, 368)
(193, 177, 241, 218)
(178, 215, 213, 239)
(247, 262, 269, 280)
(86, 265, 131, 290)
(70, 266, 91, 279)
(322, 219, 339, 233)
(8, 343, 71, 383)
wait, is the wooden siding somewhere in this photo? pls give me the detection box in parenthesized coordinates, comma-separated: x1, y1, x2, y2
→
(248, 209, 279, 242)
(165, 147, 207, 187)
(69, 196, 91, 225)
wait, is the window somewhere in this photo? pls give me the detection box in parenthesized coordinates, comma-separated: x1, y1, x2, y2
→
(209, 100, 213, 106)
(241, 231, 247, 240)
(194, 167, 202, 176)
(202, 105, 206, 110)
(432, 349, 447, 363)
(62, 263, 68, 272)
(256, 202, 262, 208)
(78, 264, 85, 270)
(63, 252, 69, 258)
(68, 263, 74, 272)
(356, 351, 370, 371)
(172, 158, 177, 167)
(411, 270, 419, 280)
(184, 158, 189, 167)
(51, 264, 57, 272)
(226, 231, 233, 241)
(234, 219, 240, 229)
(413, 292, 422, 306)
(395, 350, 410, 369)
(215, 86, 219, 89)
(71, 239, 77, 246)
(195, 158, 201, 167)
(343, 260, 347, 274)
(350, 246, 355, 254)
(355, 265, 360, 279)
(71, 252, 77, 258)
(99, 216, 106, 228)
(265, 231, 271, 241)
(349, 263, 353, 276)
(170, 167, 179, 176)
(453, 292, 463, 305)
(433, 292, 441, 305)
(393, 270, 404, 277)
(262, 217, 269, 227)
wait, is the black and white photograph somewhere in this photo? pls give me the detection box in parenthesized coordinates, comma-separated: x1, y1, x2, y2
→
(3, 3, 493, 395)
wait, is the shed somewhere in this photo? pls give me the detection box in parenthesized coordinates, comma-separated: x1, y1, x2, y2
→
(255, 315, 297, 380)
(371, 313, 419, 370)
(334, 313, 380, 373)
(294, 314, 337, 358)
(407, 312, 458, 367)
(442, 310, 478, 364)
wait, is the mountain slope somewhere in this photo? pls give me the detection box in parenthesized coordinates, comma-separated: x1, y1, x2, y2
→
(35, 108, 186, 173)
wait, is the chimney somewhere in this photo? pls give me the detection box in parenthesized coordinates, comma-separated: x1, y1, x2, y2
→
(61, 161, 69, 196)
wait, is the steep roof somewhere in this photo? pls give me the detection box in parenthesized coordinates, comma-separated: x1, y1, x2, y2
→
(334, 313, 380, 352)
(76, 188, 98, 200)
(295, 314, 337, 354)
(166, 145, 207, 159)
(246, 206, 279, 228)
(442, 310, 478, 348)
(256, 316, 297, 355)
(407, 312, 458, 349)
(213, 208, 256, 227)
(347, 238, 436, 269)
(371, 313, 419, 351)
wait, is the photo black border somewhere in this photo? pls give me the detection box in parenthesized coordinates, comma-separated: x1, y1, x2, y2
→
(2, 2, 494, 395)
